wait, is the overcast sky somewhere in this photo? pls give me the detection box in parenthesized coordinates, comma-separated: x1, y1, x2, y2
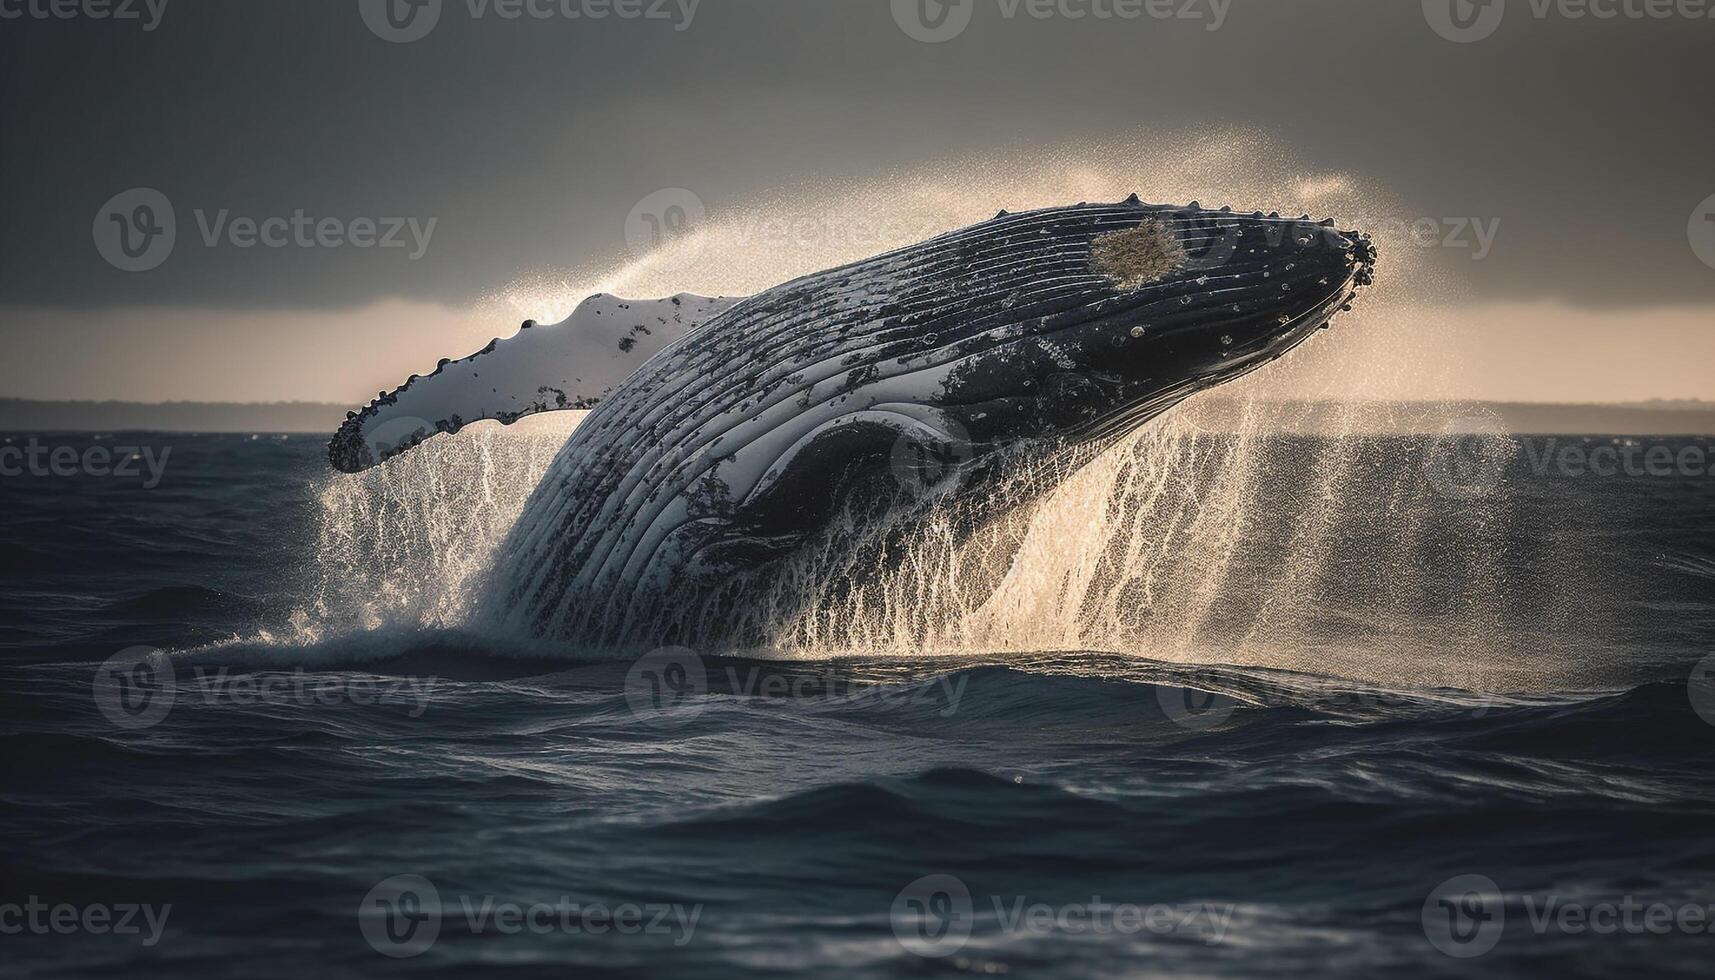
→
(2, 0, 1711, 403)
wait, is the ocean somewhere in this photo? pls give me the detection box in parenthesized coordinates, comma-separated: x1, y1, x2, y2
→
(4, 427, 1714, 978)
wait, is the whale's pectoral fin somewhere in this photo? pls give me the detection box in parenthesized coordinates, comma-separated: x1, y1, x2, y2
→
(328, 292, 744, 472)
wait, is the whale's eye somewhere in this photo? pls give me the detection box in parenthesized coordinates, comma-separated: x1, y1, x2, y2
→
(1091, 220, 1187, 290)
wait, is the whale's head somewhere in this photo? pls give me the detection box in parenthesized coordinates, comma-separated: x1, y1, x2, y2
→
(894, 198, 1377, 456)
(682, 198, 1376, 573)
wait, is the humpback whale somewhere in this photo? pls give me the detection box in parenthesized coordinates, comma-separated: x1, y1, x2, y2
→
(331, 199, 1376, 650)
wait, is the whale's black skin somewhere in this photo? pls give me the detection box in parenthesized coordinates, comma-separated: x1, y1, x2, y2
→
(477, 199, 1376, 647)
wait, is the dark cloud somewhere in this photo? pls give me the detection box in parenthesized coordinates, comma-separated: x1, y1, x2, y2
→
(2, 0, 1712, 311)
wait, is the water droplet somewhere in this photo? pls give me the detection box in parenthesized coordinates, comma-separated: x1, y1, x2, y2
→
(1129, 325, 1145, 338)
(1195, 275, 1210, 286)
(1220, 334, 1233, 346)
(1179, 296, 1192, 305)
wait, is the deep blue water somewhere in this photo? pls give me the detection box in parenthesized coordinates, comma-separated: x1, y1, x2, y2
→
(4, 431, 1715, 978)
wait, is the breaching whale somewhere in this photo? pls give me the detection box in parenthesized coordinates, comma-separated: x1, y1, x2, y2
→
(330, 199, 1376, 650)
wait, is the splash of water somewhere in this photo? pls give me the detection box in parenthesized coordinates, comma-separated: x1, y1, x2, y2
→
(290, 414, 580, 645)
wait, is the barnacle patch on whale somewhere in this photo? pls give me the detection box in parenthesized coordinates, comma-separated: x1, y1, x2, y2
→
(1090, 219, 1186, 290)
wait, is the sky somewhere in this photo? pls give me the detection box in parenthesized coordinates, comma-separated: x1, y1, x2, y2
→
(2, 0, 1711, 405)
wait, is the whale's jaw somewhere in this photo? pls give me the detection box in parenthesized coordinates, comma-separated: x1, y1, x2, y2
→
(456, 198, 1376, 650)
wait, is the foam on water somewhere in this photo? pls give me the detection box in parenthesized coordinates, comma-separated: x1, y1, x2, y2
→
(290, 413, 580, 644)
